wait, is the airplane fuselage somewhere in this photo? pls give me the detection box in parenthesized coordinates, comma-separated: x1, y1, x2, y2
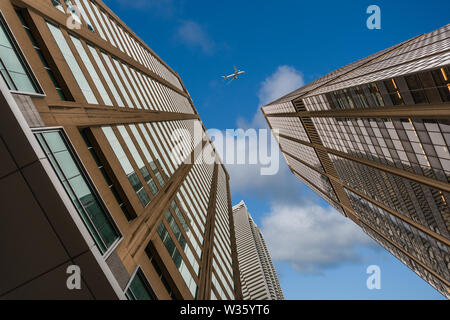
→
(223, 71, 245, 79)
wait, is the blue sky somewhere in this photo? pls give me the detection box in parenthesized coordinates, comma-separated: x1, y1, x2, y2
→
(107, 0, 449, 299)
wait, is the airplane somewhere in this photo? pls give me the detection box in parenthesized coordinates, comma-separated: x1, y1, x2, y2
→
(222, 66, 245, 84)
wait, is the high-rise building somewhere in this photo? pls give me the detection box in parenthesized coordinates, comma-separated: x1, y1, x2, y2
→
(233, 201, 284, 300)
(262, 24, 450, 298)
(0, 0, 242, 300)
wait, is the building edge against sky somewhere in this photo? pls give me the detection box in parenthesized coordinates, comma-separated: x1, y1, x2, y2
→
(233, 201, 284, 300)
(0, 0, 242, 300)
(262, 23, 450, 299)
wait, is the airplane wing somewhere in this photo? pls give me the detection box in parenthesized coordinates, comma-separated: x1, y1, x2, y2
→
(226, 77, 235, 85)
(234, 66, 238, 73)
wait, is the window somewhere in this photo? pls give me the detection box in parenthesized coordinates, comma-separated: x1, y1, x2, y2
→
(352, 86, 369, 108)
(101, 52, 131, 107)
(125, 268, 156, 300)
(83, 0, 106, 40)
(50, 0, 65, 12)
(95, 9, 114, 47)
(89, 1, 109, 41)
(0, 13, 41, 93)
(113, 59, 140, 108)
(138, 123, 169, 179)
(211, 274, 227, 300)
(117, 125, 158, 196)
(157, 221, 198, 297)
(87, 45, 124, 107)
(15, 9, 66, 99)
(431, 67, 450, 102)
(46, 22, 98, 104)
(145, 246, 177, 299)
(107, 17, 125, 52)
(129, 68, 151, 109)
(164, 209, 200, 275)
(368, 83, 385, 106)
(405, 74, 428, 104)
(343, 89, 355, 109)
(70, 35, 112, 106)
(102, 126, 150, 207)
(383, 79, 403, 105)
(101, 11, 120, 49)
(80, 128, 134, 220)
(145, 123, 174, 175)
(116, 25, 132, 57)
(129, 124, 165, 187)
(35, 130, 120, 254)
(73, 0, 95, 32)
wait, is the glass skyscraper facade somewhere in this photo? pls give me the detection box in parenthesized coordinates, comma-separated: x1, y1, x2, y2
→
(263, 24, 450, 298)
(0, 0, 241, 300)
(233, 201, 284, 300)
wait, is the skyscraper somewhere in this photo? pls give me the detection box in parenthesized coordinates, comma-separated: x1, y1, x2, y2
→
(233, 201, 284, 300)
(262, 24, 450, 298)
(0, 0, 241, 300)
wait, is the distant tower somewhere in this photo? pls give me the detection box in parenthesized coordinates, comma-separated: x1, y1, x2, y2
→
(233, 201, 284, 300)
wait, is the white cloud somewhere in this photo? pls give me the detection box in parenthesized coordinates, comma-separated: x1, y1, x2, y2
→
(175, 20, 215, 54)
(227, 65, 378, 274)
(229, 65, 305, 195)
(261, 203, 376, 274)
(225, 152, 300, 203)
(258, 65, 304, 106)
(225, 66, 306, 198)
(224, 135, 378, 273)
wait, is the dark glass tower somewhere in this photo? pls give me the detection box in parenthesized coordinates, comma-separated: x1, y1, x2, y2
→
(263, 24, 450, 298)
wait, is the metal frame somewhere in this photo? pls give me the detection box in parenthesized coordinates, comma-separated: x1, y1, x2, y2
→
(0, 8, 45, 96)
(32, 126, 123, 257)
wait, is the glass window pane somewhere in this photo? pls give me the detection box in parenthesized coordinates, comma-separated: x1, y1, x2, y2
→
(126, 270, 155, 300)
(102, 126, 134, 174)
(39, 130, 119, 253)
(147, 178, 158, 195)
(136, 188, 150, 206)
(0, 21, 37, 93)
(68, 174, 91, 201)
(83, 0, 106, 40)
(128, 172, 142, 192)
(73, 0, 94, 32)
(163, 234, 176, 256)
(0, 46, 26, 73)
(54, 151, 81, 179)
(46, 22, 97, 104)
(43, 131, 66, 152)
(101, 53, 132, 107)
(113, 60, 140, 108)
(70, 35, 112, 106)
(88, 44, 124, 106)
